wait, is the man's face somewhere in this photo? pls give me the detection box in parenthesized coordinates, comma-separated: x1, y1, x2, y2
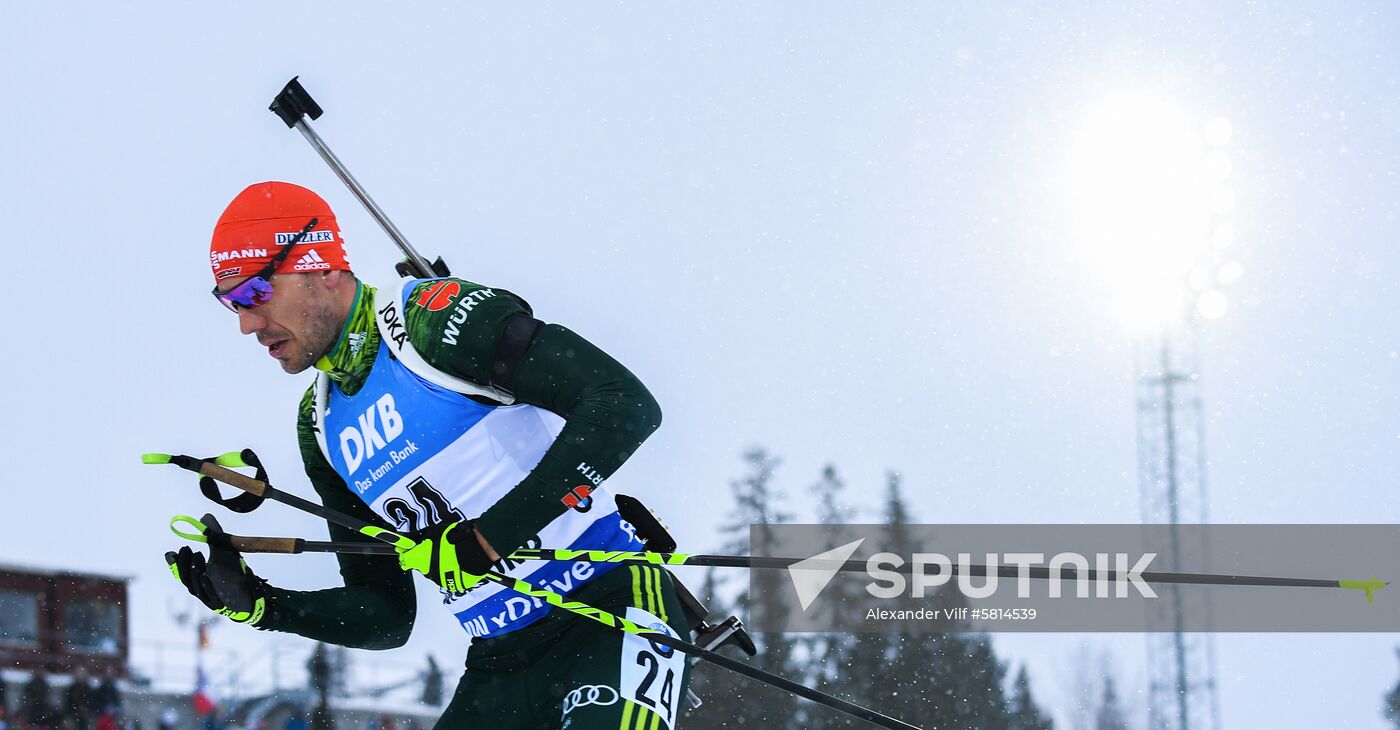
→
(216, 272, 345, 374)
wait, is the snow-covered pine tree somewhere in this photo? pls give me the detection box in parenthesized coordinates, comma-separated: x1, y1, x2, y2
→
(876, 472, 1015, 728)
(307, 642, 330, 695)
(683, 566, 749, 726)
(685, 447, 802, 727)
(801, 463, 869, 729)
(1383, 647, 1400, 728)
(878, 472, 964, 727)
(330, 644, 351, 698)
(870, 471, 935, 724)
(307, 642, 335, 730)
(941, 633, 1011, 729)
(1007, 664, 1055, 729)
(421, 654, 444, 706)
(1094, 674, 1128, 730)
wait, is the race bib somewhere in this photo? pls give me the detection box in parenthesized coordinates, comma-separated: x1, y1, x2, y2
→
(617, 607, 687, 729)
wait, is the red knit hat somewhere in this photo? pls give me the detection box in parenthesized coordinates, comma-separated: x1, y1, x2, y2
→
(209, 182, 351, 281)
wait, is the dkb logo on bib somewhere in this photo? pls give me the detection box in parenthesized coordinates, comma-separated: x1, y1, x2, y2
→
(339, 394, 405, 474)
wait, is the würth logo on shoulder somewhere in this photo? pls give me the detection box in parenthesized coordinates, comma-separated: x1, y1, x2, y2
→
(562, 485, 594, 513)
(758, 524, 1396, 633)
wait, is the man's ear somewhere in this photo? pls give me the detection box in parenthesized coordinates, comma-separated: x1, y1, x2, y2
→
(322, 269, 354, 291)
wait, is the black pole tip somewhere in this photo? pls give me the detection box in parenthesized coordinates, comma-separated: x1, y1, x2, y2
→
(269, 76, 323, 128)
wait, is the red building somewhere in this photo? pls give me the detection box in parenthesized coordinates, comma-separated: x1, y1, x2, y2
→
(0, 563, 129, 678)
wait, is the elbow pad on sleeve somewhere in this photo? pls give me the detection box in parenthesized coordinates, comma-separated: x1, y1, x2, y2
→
(491, 311, 542, 396)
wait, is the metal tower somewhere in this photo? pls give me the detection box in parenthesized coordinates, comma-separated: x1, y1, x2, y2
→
(1135, 312, 1222, 730)
(1065, 98, 1237, 730)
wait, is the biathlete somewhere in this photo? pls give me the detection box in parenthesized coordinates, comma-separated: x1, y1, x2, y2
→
(167, 181, 689, 729)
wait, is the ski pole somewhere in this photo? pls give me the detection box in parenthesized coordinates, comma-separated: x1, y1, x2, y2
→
(169, 524, 1389, 605)
(168, 515, 397, 556)
(505, 550, 1387, 604)
(268, 76, 445, 279)
(144, 453, 924, 730)
(143, 452, 414, 551)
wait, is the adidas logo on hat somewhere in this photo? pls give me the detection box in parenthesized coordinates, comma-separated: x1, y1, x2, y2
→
(211, 182, 353, 280)
(293, 249, 332, 272)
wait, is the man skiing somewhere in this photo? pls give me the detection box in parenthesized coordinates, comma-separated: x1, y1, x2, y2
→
(168, 181, 690, 728)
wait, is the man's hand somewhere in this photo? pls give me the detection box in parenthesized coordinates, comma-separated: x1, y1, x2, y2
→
(165, 514, 269, 626)
(397, 520, 496, 596)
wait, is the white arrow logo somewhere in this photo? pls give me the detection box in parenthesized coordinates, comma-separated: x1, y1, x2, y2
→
(787, 538, 866, 611)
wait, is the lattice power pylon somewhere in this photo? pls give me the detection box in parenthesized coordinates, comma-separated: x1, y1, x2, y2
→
(1135, 317, 1222, 730)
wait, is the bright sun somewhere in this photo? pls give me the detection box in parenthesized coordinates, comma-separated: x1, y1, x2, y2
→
(1065, 94, 1236, 329)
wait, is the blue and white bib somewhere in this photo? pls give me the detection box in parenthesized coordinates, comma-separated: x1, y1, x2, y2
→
(315, 281, 643, 638)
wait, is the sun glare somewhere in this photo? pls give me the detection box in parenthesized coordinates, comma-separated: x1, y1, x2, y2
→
(1065, 94, 1236, 330)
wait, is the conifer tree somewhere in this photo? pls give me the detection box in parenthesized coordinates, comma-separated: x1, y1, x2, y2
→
(802, 464, 867, 729)
(1383, 647, 1400, 728)
(330, 644, 351, 698)
(1094, 674, 1127, 730)
(879, 472, 1015, 728)
(944, 634, 1010, 729)
(688, 453, 1026, 728)
(306, 642, 336, 730)
(307, 642, 330, 696)
(421, 655, 445, 707)
(1007, 665, 1055, 730)
(879, 472, 971, 727)
(686, 447, 801, 727)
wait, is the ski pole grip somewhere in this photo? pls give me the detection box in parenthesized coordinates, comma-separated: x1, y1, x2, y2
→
(270, 76, 324, 129)
(228, 536, 305, 555)
(198, 461, 268, 497)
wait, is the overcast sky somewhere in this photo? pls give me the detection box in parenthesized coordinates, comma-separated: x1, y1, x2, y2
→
(2, 2, 1397, 727)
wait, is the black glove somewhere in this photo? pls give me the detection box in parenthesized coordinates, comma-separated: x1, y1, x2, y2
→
(165, 514, 269, 625)
(397, 519, 495, 596)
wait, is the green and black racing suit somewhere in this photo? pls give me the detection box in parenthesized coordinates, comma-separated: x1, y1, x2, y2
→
(254, 278, 690, 729)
